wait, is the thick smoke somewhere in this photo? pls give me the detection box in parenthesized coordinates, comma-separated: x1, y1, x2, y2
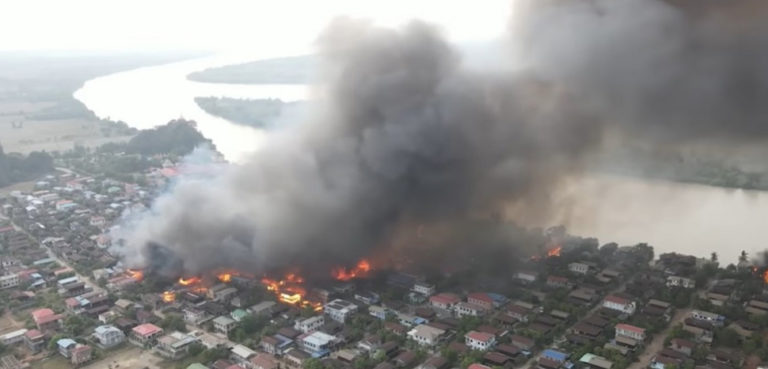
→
(514, 0, 768, 143)
(113, 0, 768, 276)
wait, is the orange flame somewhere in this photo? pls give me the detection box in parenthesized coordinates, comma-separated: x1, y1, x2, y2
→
(332, 259, 371, 281)
(763, 270, 768, 284)
(178, 277, 201, 286)
(162, 291, 176, 303)
(547, 246, 562, 258)
(218, 273, 232, 283)
(261, 273, 322, 311)
(127, 269, 144, 281)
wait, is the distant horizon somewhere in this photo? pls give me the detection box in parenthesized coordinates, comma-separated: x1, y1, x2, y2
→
(0, 0, 510, 53)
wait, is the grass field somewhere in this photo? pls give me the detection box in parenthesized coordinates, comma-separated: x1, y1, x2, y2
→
(30, 345, 173, 369)
(30, 356, 71, 369)
(0, 102, 132, 155)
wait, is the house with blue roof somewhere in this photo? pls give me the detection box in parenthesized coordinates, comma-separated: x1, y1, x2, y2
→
(487, 293, 509, 307)
(542, 349, 569, 363)
(57, 338, 77, 358)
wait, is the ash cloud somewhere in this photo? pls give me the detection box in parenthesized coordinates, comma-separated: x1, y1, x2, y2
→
(113, 0, 768, 276)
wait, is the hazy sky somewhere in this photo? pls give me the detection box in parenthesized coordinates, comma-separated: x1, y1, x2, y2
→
(2, 0, 511, 52)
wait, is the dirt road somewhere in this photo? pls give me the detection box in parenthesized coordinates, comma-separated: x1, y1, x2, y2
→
(628, 308, 691, 369)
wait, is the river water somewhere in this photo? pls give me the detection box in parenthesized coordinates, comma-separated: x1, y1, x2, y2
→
(74, 55, 768, 264)
(74, 54, 308, 162)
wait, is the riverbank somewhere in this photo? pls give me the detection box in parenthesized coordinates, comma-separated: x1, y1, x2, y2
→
(0, 51, 203, 155)
(549, 174, 768, 264)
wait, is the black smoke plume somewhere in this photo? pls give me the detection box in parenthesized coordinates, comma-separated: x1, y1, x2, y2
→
(112, 0, 768, 276)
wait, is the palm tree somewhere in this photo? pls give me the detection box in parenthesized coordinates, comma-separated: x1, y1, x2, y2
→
(711, 252, 718, 263)
(739, 250, 748, 264)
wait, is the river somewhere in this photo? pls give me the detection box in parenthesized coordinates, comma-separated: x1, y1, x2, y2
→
(74, 55, 768, 264)
(74, 54, 308, 162)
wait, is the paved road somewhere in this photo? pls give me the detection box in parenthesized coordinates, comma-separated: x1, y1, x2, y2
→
(627, 308, 691, 369)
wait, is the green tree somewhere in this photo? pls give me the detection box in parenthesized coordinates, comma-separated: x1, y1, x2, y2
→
(459, 351, 484, 368)
(188, 342, 204, 357)
(715, 328, 741, 348)
(48, 334, 65, 351)
(304, 358, 325, 369)
(64, 315, 92, 336)
(160, 313, 187, 332)
(199, 347, 230, 364)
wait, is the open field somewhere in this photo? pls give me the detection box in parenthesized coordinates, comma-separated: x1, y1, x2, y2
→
(82, 346, 172, 369)
(0, 51, 203, 156)
(31, 346, 172, 369)
(0, 311, 25, 335)
(0, 180, 36, 195)
(0, 102, 132, 154)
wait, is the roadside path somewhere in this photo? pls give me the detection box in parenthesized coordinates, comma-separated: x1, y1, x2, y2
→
(627, 308, 691, 369)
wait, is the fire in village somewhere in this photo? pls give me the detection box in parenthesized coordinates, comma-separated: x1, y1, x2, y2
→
(125, 259, 374, 312)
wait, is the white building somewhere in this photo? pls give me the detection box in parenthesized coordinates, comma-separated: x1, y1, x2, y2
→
(569, 262, 590, 275)
(93, 325, 125, 348)
(666, 276, 696, 289)
(465, 331, 496, 351)
(231, 344, 257, 365)
(454, 302, 487, 318)
(213, 316, 237, 334)
(0, 329, 27, 345)
(602, 295, 636, 315)
(615, 324, 645, 341)
(248, 301, 276, 316)
(0, 274, 19, 289)
(324, 299, 358, 323)
(294, 315, 325, 333)
(514, 271, 537, 284)
(412, 282, 436, 296)
(154, 331, 199, 360)
(691, 311, 725, 326)
(369, 306, 388, 320)
(407, 324, 445, 346)
(183, 308, 208, 326)
(301, 331, 338, 354)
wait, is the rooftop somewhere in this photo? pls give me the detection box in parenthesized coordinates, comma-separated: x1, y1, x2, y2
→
(132, 323, 162, 337)
(615, 323, 645, 335)
(231, 344, 256, 359)
(214, 316, 236, 325)
(465, 331, 494, 342)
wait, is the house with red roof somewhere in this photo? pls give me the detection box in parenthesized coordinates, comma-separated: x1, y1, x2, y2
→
(546, 276, 571, 289)
(24, 329, 45, 352)
(467, 293, 494, 310)
(250, 353, 279, 369)
(602, 295, 636, 315)
(71, 345, 93, 365)
(429, 293, 461, 310)
(454, 302, 488, 318)
(31, 308, 63, 331)
(129, 323, 163, 348)
(615, 323, 646, 341)
(465, 331, 496, 351)
(468, 364, 492, 369)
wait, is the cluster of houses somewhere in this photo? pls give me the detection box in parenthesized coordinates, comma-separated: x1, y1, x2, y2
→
(3, 163, 768, 369)
(1, 171, 162, 279)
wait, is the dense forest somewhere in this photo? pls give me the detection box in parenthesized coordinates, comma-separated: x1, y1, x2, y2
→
(195, 97, 304, 128)
(0, 145, 54, 187)
(599, 146, 768, 190)
(123, 119, 213, 156)
(187, 55, 315, 84)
